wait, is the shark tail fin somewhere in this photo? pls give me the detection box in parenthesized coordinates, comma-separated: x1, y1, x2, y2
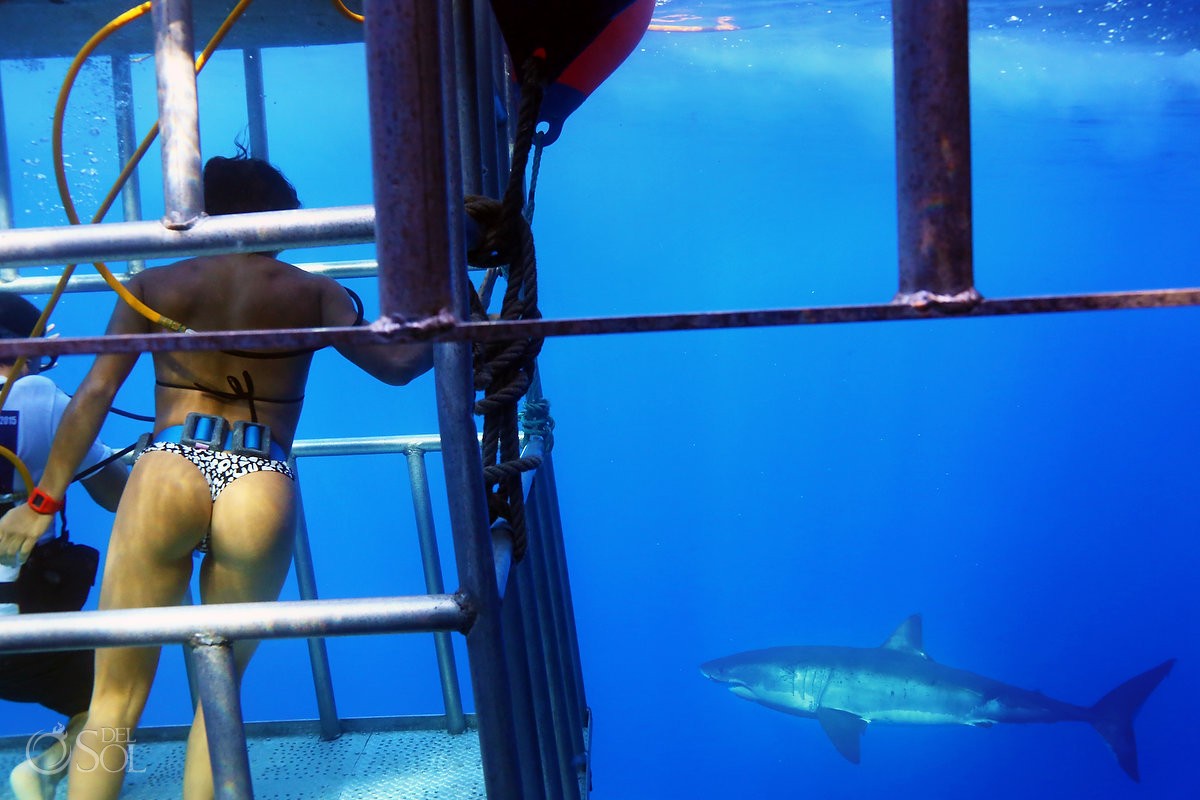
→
(1088, 658, 1175, 782)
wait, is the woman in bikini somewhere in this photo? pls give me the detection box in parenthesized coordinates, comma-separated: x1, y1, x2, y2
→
(0, 154, 432, 800)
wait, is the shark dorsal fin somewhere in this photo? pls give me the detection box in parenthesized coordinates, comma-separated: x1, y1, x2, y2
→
(880, 614, 927, 658)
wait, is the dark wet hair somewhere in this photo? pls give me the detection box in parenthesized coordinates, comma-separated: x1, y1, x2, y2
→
(203, 149, 300, 216)
(0, 293, 43, 340)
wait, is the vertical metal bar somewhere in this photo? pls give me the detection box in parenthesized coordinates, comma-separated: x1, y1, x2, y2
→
(405, 448, 467, 734)
(534, 454, 589, 724)
(526, 488, 582, 799)
(188, 635, 255, 800)
(500, 568, 550, 800)
(516, 548, 569, 800)
(530, 477, 584, 759)
(452, 0, 483, 194)
(472, 0, 502, 197)
(892, 0, 976, 302)
(520, 384, 587, 751)
(110, 55, 146, 274)
(433, 349, 524, 798)
(152, 0, 204, 229)
(242, 48, 270, 161)
(0, 69, 18, 283)
(365, 0, 455, 321)
(435, 0, 528, 775)
(288, 465, 342, 741)
(367, 0, 522, 794)
(182, 587, 201, 711)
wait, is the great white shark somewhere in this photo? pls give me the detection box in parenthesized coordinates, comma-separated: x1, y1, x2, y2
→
(700, 615, 1174, 781)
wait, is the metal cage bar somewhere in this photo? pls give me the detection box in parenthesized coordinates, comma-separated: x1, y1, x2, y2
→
(4, 288, 1200, 368)
(152, 0, 204, 229)
(243, 48, 270, 161)
(525, 490, 583, 799)
(0, 69, 17, 284)
(405, 448, 468, 735)
(189, 636, 255, 800)
(0, 258, 378, 295)
(0, 205, 374, 268)
(500, 569, 551, 799)
(892, 0, 975, 302)
(366, 0, 521, 796)
(530, 473, 585, 763)
(532, 451, 589, 729)
(365, 0, 455, 322)
(0, 595, 470, 655)
(288, 466, 343, 742)
(515, 559, 567, 800)
(111, 53, 147, 274)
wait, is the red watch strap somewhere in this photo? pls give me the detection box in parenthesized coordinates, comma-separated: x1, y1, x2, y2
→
(27, 488, 63, 515)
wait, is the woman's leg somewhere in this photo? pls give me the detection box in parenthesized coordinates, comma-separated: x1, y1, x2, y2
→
(8, 710, 85, 800)
(181, 471, 296, 800)
(68, 453, 208, 800)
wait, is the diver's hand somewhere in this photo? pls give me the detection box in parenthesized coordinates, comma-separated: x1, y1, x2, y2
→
(0, 505, 53, 567)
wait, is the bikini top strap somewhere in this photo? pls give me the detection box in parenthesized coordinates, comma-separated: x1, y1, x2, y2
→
(345, 286, 366, 326)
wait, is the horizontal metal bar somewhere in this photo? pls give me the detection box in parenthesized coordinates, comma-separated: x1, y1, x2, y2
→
(0, 287, 1196, 362)
(0, 259, 379, 295)
(0, 0, 364, 60)
(292, 435, 445, 458)
(0, 594, 471, 655)
(0, 206, 375, 269)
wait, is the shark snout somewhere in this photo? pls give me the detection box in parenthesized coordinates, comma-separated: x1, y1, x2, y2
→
(699, 658, 741, 685)
(699, 660, 724, 682)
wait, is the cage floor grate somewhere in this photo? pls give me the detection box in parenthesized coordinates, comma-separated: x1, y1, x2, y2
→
(0, 722, 485, 800)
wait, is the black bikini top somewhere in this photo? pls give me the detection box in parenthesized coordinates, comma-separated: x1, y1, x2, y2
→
(154, 287, 366, 422)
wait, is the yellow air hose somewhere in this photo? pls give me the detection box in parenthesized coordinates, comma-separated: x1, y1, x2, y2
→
(0, 0, 257, 492)
(331, 1, 364, 24)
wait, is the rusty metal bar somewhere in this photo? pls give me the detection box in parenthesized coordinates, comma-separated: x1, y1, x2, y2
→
(366, 0, 522, 796)
(435, 0, 527, 793)
(365, 0, 455, 322)
(152, 0, 204, 229)
(892, 0, 975, 303)
(3, 288, 1198, 362)
(0, 205, 374, 268)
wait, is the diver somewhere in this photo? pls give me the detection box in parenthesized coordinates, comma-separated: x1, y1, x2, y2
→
(0, 294, 128, 800)
(0, 152, 433, 800)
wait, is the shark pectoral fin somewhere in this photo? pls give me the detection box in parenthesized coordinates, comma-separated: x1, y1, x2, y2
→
(816, 709, 867, 764)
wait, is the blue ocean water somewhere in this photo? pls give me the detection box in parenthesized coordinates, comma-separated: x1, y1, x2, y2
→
(2, 1, 1199, 798)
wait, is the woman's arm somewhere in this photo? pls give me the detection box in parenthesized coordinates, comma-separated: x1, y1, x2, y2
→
(0, 292, 145, 564)
(324, 280, 435, 385)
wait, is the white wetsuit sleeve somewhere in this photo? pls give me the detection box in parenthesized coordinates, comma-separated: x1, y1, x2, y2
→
(47, 379, 109, 472)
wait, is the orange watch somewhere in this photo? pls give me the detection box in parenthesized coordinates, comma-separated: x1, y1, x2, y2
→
(27, 488, 63, 515)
